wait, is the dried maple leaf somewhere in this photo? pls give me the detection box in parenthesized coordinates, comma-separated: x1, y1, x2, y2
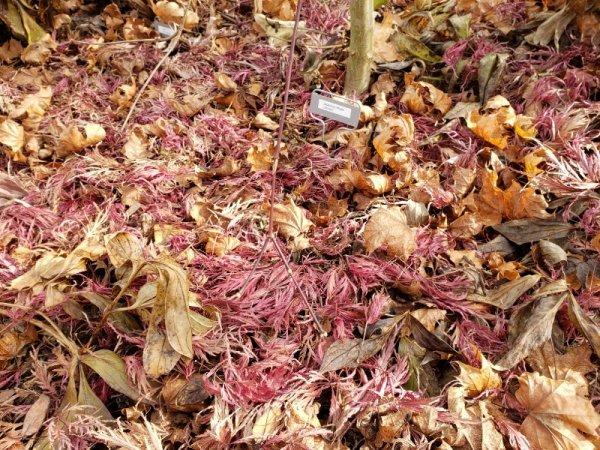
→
(373, 114, 415, 170)
(456, 355, 501, 397)
(205, 234, 241, 256)
(373, 12, 403, 63)
(152, 1, 199, 29)
(0, 118, 25, 162)
(57, 123, 106, 157)
(466, 95, 516, 149)
(364, 206, 417, 260)
(516, 372, 600, 450)
(401, 74, 452, 116)
(272, 199, 314, 251)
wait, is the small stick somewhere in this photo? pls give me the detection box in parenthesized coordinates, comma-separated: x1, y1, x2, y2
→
(120, 2, 191, 132)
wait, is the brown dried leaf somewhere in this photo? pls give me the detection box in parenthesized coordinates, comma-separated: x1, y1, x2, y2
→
(354, 172, 393, 195)
(152, 1, 199, 29)
(122, 127, 152, 160)
(364, 207, 416, 260)
(495, 292, 566, 370)
(272, 199, 313, 245)
(162, 374, 210, 412)
(467, 274, 541, 309)
(493, 219, 573, 245)
(143, 327, 181, 378)
(320, 337, 384, 373)
(77, 367, 113, 421)
(0, 324, 37, 361)
(528, 341, 596, 395)
(205, 235, 240, 256)
(466, 95, 516, 149)
(105, 232, 144, 268)
(516, 372, 600, 450)
(401, 74, 452, 116)
(252, 112, 279, 131)
(80, 350, 142, 401)
(253, 403, 283, 440)
(568, 294, 600, 358)
(0, 118, 25, 162)
(214, 73, 237, 93)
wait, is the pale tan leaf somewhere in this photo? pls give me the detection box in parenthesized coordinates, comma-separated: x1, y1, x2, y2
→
(0, 118, 25, 154)
(516, 372, 600, 450)
(252, 403, 283, 440)
(143, 327, 181, 378)
(77, 367, 113, 421)
(272, 199, 313, 241)
(105, 232, 144, 268)
(456, 356, 501, 397)
(80, 350, 142, 401)
(252, 113, 278, 131)
(152, 1, 199, 29)
(21, 394, 50, 437)
(364, 207, 416, 260)
(58, 123, 106, 157)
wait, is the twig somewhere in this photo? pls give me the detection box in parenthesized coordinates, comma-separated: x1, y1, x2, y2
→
(120, 3, 191, 132)
(236, 0, 326, 336)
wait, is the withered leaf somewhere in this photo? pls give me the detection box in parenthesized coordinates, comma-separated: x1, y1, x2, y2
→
(456, 356, 501, 397)
(143, 327, 181, 378)
(77, 367, 113, 421)
(516, 372, 600, 450)
(162, 374, 210, 412)
(320, 337, 384, 373)
(492, 219, 573, 245)
(21, 394, 50, 437)
(467, 274, 541, 309)
(568, 294, 600, 358)
(409, 316, 457, 355)
(364, 207, 417, 260)
(149, 256, 193, 359)
(495, 292, 566, 370)
(80, 350, 142, 401)
(105, 231, 144, 268)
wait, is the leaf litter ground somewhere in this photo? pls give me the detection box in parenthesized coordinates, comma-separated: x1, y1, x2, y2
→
(1, 0, 600, 449)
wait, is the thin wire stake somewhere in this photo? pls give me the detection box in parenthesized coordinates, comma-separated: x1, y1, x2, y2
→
(236, 0, 326, 336)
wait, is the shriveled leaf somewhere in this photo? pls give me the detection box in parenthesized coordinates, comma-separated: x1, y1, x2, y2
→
(528, 341, 596, 395)
(162, 374, 210, 412)
(535, 240, 567, 266)
(105, 231, 144, 268)
(467, 274, 541, 309)
(495, 292, 566, 370)
(58, 123, 106, 157)
(516, 372, 600, 450)
(149, 256, 193, 358)
(0, 324, 37, 361)
(478, 53, 509, 105)
(456, 356, 501, 397)
(320, 338, 384, 373)
(393, 32, 442, 63)
(143, 327, 181, 378)
(77, 368, 113, 421)
(189, 311, 217, 336)
(80, 350, 141, 401)
(409, 316, 457, 355)
(0, 118, 24, 155)
(152, 1, 199, 29)
(364, 207, 416, 260)
(568, 294, 600, 358)
(272, 199, 314, 248)
(253, 403, 283, 440)
(493, 219, 573, 245)
(21, 394, 50, 437)
(82, 292, 142, 333)
(0, 171, 27, 207)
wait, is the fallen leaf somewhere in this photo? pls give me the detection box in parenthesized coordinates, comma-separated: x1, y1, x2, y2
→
(253, 403, 283, 440)
(109, 80, 136, 108)
(122, 127, 152, 160)
(492, 219, 573, 245)
(247, 141, 275, 171)
(456, 356, 501, 397)
(0, 171, 27, 207)
(77, 367, 113, 421)
(0, 39, 23, 62)
(162, 374, 210, 412)
(364, 207, 417, 260)
(10, 86, 52, 132)
(0, 118, 25, 162)
(214, 72, 237, 92)
(20, 34, 56, 64)
(205, 234, 240, 256)
(143, 327, 181, 378)
(495, 292, 566, 370)
(320, 337, 384, 373)
(373, 12, 403, 63)
(354, 172, 394, 195)
(0, 324, 37, 362)
(21, 394, 50, 437)
(105, 231, 144, 268)
(466, 95, 516, 149)
(252, 112, 278, 131)
(516, 372, 600, 450)
(57, 123, 106, 157)
(528, 341, 596, 395)
(152, 1, 199, 29)
(568, 294, 600, 358)
(401, 74, 452, 116)
(467, 274, 541, 309)
(262, 0, 297, 20)
(80, 350, 142, 401)
(272, 199, 313, 251)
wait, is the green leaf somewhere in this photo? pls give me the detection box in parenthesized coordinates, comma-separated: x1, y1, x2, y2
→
(16, 2, 46, 44)
(80, 350, 142, 401)
(374, 0, 389, 8)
